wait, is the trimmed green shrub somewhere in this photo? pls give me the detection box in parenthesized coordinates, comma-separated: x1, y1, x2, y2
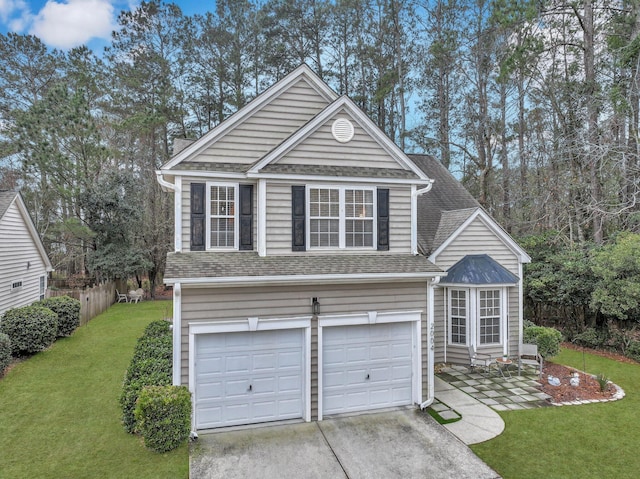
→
(0, 305, 58, 355)
(142, 319, 171, 339)
(120, 325, 173, 434)
(524, 324, 562, 358)
(626, 341, 640, 362)
(38, 296, 81, 337)
(573, 327, 602, 349)
(0, 332, 11, 374)
(134, 385, 191, 453)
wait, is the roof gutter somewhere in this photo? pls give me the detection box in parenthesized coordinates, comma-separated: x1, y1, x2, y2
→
(155, 170, 176, 192)
(411, 179, 435, 255)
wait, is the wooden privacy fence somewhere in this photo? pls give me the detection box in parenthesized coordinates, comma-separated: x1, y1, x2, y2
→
(47, 281, 116, 326)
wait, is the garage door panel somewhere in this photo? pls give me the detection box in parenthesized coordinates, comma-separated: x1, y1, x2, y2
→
(322, 322, 414, 416)
(195, 329, 304, 429)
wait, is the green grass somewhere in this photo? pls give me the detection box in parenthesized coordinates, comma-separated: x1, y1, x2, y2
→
(472, 348, 640, 479)
(0, 301, 188, 479)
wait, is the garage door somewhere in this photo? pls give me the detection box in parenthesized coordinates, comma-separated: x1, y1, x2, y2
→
(322, 322, 413, 416)
(194, 329, 304, 429)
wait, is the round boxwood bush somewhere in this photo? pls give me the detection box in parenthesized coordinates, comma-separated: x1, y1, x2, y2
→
(0, 305, 58, 355)
(626, 340, 640, 362)
(0, 332, 11, 374)
(134, 385, 191, 453)
(523, 324, 562, 358)
(38, 296, 81, 337)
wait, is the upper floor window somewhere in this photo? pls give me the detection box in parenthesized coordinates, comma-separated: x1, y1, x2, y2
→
(307, 186, 375, 249)
(207, 183, 238, 249)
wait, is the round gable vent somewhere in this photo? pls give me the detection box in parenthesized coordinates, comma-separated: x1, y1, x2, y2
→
(331, 118, 355, 143)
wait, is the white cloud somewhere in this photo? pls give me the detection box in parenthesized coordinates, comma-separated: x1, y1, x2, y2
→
(0, 0, 28, 23)
(29, 0, 116, 50)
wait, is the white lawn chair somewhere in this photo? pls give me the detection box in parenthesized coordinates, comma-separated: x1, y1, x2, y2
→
(468, 345, 495, 377)
(518, 343, 543, 378)
(128, 288, 144, 303)
(116, 289, 128, 303)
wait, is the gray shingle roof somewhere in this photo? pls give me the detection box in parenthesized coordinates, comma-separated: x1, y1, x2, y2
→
(174, 162, 249, 173)
(441, 254, 519, 285)
(0, 190, 17, 219)
(259, 163, 419, 179)
(164, 251, 442, 283)
(408, 154, 481, 254)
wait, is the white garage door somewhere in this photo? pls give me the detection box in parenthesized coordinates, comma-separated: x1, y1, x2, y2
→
(194, 329, 304, 429)
(322, 322, 413, 416)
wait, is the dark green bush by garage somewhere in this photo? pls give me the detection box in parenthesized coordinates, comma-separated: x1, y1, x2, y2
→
(38, 296, 81, 337)
(0, 332, 11, 374)
(134, 385, 191, 453)
(120, 320, 173, 434)
(0, 305, 58, 355)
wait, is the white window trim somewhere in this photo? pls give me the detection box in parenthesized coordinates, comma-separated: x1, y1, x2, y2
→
(206, 181, 239, 250)
(448, 288, 469, 346)
(306, 184, 377, 250)
(39, 276, 46, 300)
(445, 287, 506, 349)
(476, 288, 505, 347)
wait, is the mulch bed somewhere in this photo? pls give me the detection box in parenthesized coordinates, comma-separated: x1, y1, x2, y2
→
(539, 361, 616, 403)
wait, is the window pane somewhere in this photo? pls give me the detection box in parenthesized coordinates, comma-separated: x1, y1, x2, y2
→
(479, 290, 500, 344)
(209, 185, 235, 248)
(345, 188, 373, 248)
(450, 290, 467, 344)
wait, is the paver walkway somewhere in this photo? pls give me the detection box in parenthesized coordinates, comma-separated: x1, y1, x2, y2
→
(437, 364, 552, 412)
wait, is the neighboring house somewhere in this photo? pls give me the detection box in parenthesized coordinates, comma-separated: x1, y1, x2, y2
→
(0, 191, 54, 317)
(157, 65, 529, 432)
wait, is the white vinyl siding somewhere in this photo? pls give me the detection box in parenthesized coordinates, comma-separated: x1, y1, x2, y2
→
(307, 186, 376, 250)
(207, 182, 238, 250)
(0, 201, 49, 316)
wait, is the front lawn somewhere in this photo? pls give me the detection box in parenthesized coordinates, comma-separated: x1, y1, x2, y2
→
(472, 348, 640, 479)
(0, 301, 187, 479)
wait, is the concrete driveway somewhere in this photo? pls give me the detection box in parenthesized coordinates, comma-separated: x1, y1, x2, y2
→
(189, 408, 500, 479)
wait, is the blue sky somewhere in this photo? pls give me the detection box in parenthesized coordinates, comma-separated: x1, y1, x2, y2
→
(0, 0, 207, 51)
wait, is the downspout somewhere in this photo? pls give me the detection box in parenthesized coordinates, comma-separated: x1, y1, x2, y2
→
(155, 171, 182, 252)
(172, 282, 182, 386)
(421, 275, 441, 409)
(411, 180, 435, 255)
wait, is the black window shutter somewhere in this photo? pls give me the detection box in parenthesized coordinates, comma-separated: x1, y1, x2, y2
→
(292, 185, 306, 251)
(377, 188, 389, 251)
(190, 183, 206, 251)
(239, 184, 253, 250)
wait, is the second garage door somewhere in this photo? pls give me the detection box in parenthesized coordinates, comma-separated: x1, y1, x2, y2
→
(322, 322, 413, 416)
(194, 329, 304, 429)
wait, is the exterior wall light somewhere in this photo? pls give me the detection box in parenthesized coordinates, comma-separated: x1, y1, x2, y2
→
(312, 297, 320, 316)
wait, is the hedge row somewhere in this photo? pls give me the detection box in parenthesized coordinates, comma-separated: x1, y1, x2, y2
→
(0, 296, 81, 375)
(120, 319, 189, 453)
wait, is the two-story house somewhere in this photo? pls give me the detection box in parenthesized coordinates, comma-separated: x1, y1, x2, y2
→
(157, 65, 529, 432)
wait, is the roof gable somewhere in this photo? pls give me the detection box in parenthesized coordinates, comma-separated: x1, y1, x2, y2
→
(248, 97, 432, 183)
(440, 254, 519, 285)
(0, 191, 53, 271)
(162, 64, 338, 170)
